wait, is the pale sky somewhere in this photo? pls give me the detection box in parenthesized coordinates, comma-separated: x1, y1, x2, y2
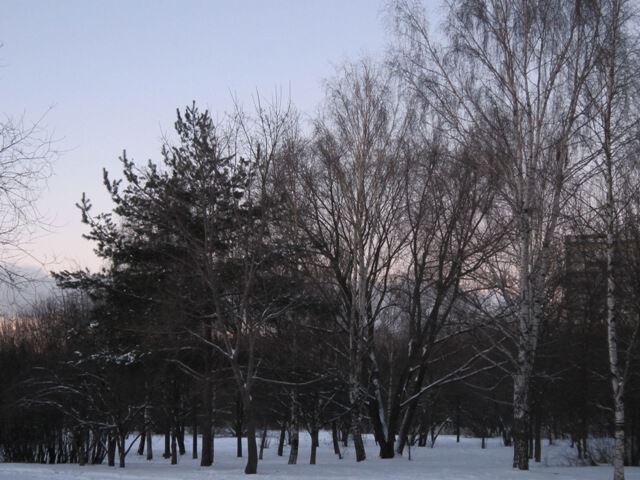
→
(0, 0, 439, 274)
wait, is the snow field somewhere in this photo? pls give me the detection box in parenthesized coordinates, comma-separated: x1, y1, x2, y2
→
(1, 433, 639, 479)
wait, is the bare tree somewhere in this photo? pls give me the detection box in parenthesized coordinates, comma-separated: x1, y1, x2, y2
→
(295, 60, 408, 461)
(0, 110, 53, 296)
(581, 1, 640, 477)
(391, 0, 600, 469)
(390, 124, 503, 456)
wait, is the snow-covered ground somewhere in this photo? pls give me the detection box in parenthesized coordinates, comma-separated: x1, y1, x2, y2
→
(1, 432, 638, 479)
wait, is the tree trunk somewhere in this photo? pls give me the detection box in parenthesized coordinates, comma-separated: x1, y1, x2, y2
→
(243, 396, 258, 474)
(259, 426, 267, 460)
(528, 420, 534, 460)
(137, 431, 145, 456)
(200, 379, 213, 466)
(310, 429, 319, 464)
(369, 395, 394, 458)
(236, 394, 243, 458)
(341, 422, 349, 447)
(534, 412, 542, 463)
(396, 365, 428, 455)
(107, 433, 115, 467)
(277, 422, 286, 457)
(512, 370, 530, 470)
(418, 430, 427, 447)
(348, 341, 366, 463)
(76, 429, 86, 466)
(163, 430, 171, 459)
(170, 428, 178, 465)
(456, 402, 461, 443)
(47, 443, 56, 464)
(368, 353, 394, 459)
(352, 420, 366, 462)
(288, 396, 299, 465)
(145, 405, 153, 461)
(192, 413, 198, 460)
(332, 421, 342, 459)
(199, 322, 213, 465)
(603, 131, 625, 479)
(177, 425, 185, 456)
(118, 434, 126, 468)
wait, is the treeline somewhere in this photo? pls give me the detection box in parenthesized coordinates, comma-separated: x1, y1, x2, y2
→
(1, 0, 640, 477)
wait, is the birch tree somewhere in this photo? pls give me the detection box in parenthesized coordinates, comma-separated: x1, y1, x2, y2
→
(582, 1, 640, 477)
(391, 0, 599, 469)
(297, 60, 407, 461)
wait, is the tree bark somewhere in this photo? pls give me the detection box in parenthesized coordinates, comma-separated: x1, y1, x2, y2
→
(259, 426, 267, 460)
(534, 412, 542, 463)
(107, 433, 115, 467)
(171, 428, 178, 465)
(137, 431, 145, 456)
(607, 212, 625, 480)
(310, 429, 319, 464)
(200, 378, 213, 466)
(236, 394, 243, 458)
(242, 393, 258, 474)
(456, 401, 461, 443)
(177, 425, 185, 455)
(288, 395, 299, 465)
(118, 434, 126, 468)
(332, 421, 342, 459)
(163, 431, 171, 459)
(145, 405, 153, 461)
(341, 422, 349, 447)
(396, 365, 427, 455)
(512, 371, 529, 470)
(192, 414, 198, 460)
(277, 422, 286, 457)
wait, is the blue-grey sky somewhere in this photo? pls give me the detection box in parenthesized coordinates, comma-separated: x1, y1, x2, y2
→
(1, 0, 439, 272)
